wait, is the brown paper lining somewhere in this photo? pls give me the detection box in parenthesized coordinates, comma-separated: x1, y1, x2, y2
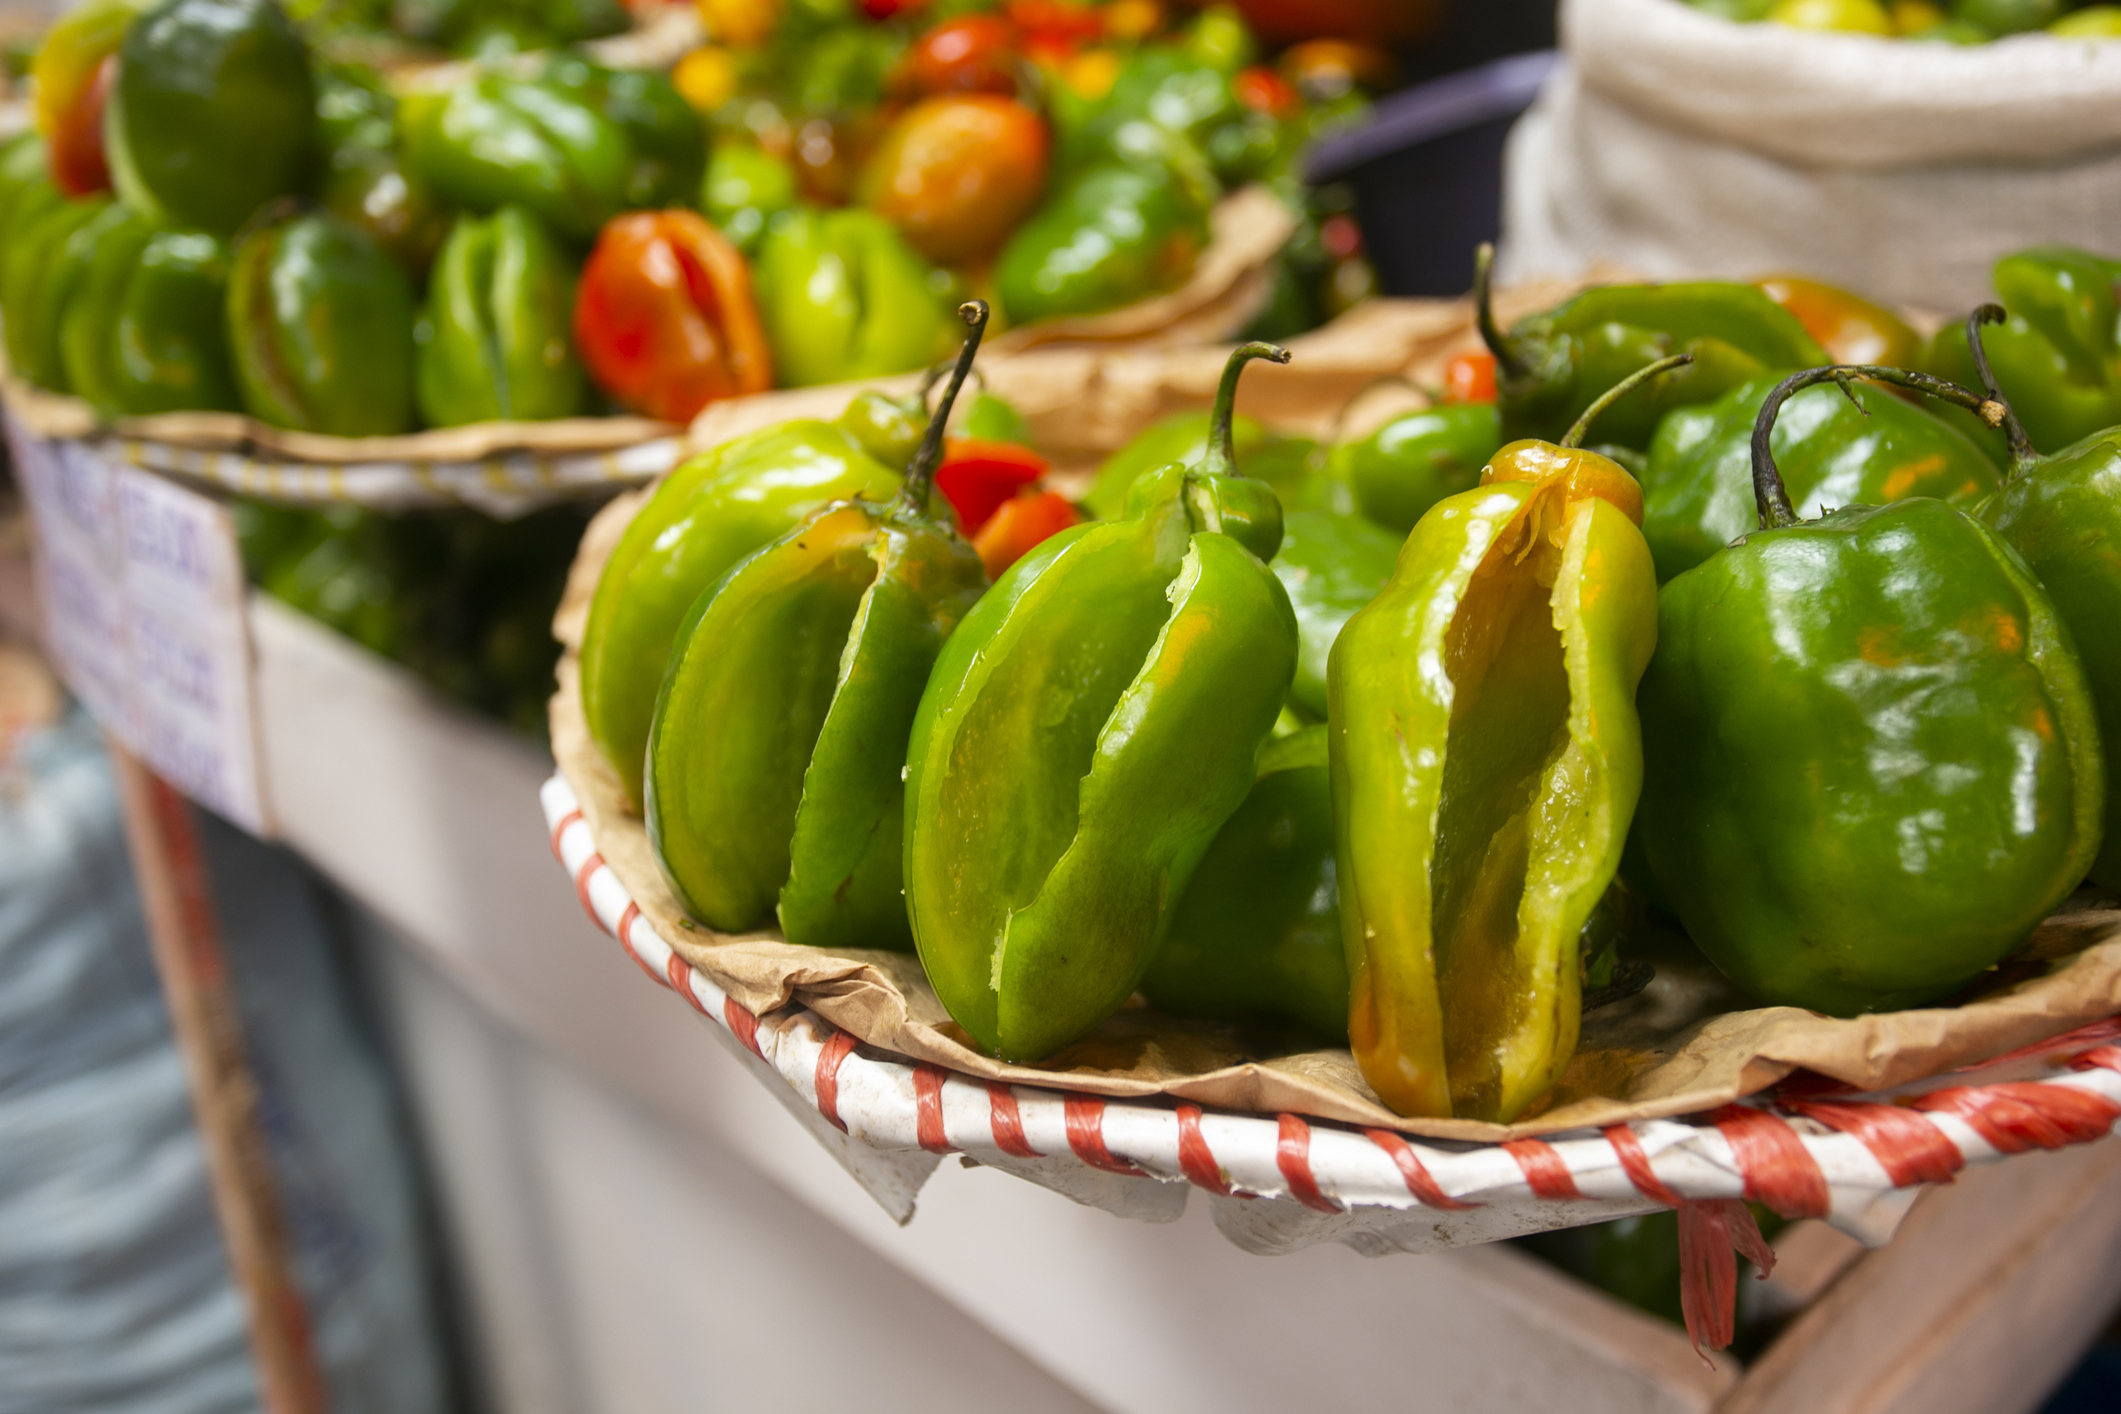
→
(549, 287, 2121, 1142)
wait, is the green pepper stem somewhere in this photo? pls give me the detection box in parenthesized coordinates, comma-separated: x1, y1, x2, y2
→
(1963, 303, 2040, 475)
(893, 300, 989, 520)
(1473, 243, 1526, 382)
(1198, 340, 1292, 480)
(1750, 363, 2004, 531)
(1560, 353, 1694, 449)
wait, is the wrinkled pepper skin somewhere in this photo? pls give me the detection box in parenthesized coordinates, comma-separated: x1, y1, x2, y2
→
(1273, 508, 1398, 720)
(316, 64, 450, 275)
(1640, 373, 1999, 582)
(1480, 251, 1827, 450)
(543, 58, 707, 213)
(5, 194, 116, 392)
(416, 206, 585, 427)
(1331, 402, 1503, 534)
(1140, 725, 1348, 1042)
(1639, 367, 2105, 1017)
(756, 208, 946, 387)
(1926, 247, 2121, 455)
(1982, 428, 2121, 891)
(227, 209, 418, 436)
(1330, 439, 1660, 1121)
(996, 162, 1211, 326)
(62, 219, 242, 416)
(580, 420, 902, 808)
(105, 0, 315, 236)
(572, 209, 773, 422)
(647, 305, 993, 947)
(905, 345, 1299, 1062)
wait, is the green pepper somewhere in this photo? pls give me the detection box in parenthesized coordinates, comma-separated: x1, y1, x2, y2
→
(542, 57, 707, 212)
(0, 133, 51, 241)
(1331, 402, 1504, 534)
(1476, 245, 1828, 449)
(755, 207, 947, 388)
(1084, 408, 1288, 519)
(316, 63, 449, 275)
(1638, 372, 2000, 583)
(1140, 724, 1347, 1042)
(580, 415, 906, 808)
(703, 142, 798, 255)
(647, 304, 992, 948)
(105, 0, 316, 237)
(4, 194, 116, 392)
(1329, 361, 1674, 1120)
(227, 208, 417, 437)
(415, 206, 585, 427)
(906, 343, 1300, 1062)
(1637, 363, 2103, 1016)
(960, 390, 1029, 445)
(1273, 509, 1399, 720)
(1925, 246, 2121, 455)
(996, 162, 1213, 326)
(62, 217, 243, 417)
(1963, 307, 2121, 892)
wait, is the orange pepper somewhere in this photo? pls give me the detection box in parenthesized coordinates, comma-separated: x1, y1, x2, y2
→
(573, 210, 774, 423)
(1442, 349, 1498, 405)
(857, 94, 1048, 265)
(973, 489, 1082, 577)
(936, 437, 1047, 532)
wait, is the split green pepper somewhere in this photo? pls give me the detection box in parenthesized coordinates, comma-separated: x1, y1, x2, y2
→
(1331, 402, 1504, 534)
(1925, 246, 2121, 455)
(905, 343, 1300, 1062)
(105, 0, 316, 237)
(647, 303, 992, 949)
(415, 205, 585, 427)
(1140, 724, 1347, 1042)
(755, 207, 947, 388)
(1639, 371, 2000, 583)
(703, 142, 798, 255)
(62, 218, 242, 416)
(1637, 363, 2104, 1016)
(1329, 361, 1674, 1120)
(4, 193, 115, 392)
(580, 411, 906, 809)
(1477, 245, 1827, 449)
(227, 207, 417, 437)
(316, 63, 449, 275)
(1963, 306, 2121, 892)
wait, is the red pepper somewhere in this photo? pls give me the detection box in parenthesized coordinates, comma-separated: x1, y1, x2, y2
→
(1442, 349, 1498, 405)
(973, 489, 1082, 577)
(48, 53, 115, 197)
(893, 14, 1020, 98)
(936, 437, 1047, 532)
(573, 210, 774, 423)
(1234, 65, 1299, 119)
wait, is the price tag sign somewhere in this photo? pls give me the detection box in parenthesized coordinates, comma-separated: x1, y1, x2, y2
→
(11, 418, 271, 835)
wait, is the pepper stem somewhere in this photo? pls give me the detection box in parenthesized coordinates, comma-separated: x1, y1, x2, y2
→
(1198, 340, 1292, 480)
(1963, 303, 2040, 475)
(893, 300, 989, 520)
(1560, 353, 1694, 449)
(1749, 363, 2004, 531)
(1474, 243, 1526, 381)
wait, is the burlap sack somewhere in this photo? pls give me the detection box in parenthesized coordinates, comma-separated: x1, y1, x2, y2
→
(1499, 0, 2121, 308)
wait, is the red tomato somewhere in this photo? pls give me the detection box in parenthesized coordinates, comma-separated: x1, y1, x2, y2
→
(974, 490, 1083, 578)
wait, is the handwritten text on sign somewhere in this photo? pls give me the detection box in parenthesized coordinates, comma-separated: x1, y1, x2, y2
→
(12, 420, 269, 835)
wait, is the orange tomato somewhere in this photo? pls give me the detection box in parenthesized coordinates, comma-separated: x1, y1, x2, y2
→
(856, 95, 1049, 266)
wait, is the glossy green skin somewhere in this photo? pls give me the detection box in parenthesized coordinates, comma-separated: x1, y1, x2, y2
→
(63, 216, 243, 416)
(1981, 429, 2121, 890)
(318, 65, 450, 275)
(1139, 726, 1349, 1042)
(1272, 509, 1398, 719)
(105, 0, 316, 237)
(400, 73, 630, 242)
(1640, 375, 2000, 583)
(579, 422, 901, 808)
(1926, 249, 2121, 455)
(415, 206, 585, 427)
(1332, 403, 1504, 534)
(1638, 499, 2104, 1016)
(703, 143, 797, 255)
(1955, 0, 2057, 32)
(647, 500, 986, 947)
(756, 208, 945, 388)
(5, 196, 116, 392)
(1084, 410, 1283, 519)
(227, 211, 417, 436)
(835, 389, 928, 468)
(996, 163, 1212, 326)
(905, 484, 1298, 1061)
(0, 134, 51, 242)
(542, 57, 705, 212)
(1498, 284, 1827, 448)
(960, 392, 1029, 445)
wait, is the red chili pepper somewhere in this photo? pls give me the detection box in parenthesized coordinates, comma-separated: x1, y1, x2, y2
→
(573, 210, 774, 423)
(1233, 65, 1299, 119)
(1442, 349, 1498, 405)
(973, 489, 1082, 577)
(936, 437, 1048, 533)
(893, 14, 1020, 97)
